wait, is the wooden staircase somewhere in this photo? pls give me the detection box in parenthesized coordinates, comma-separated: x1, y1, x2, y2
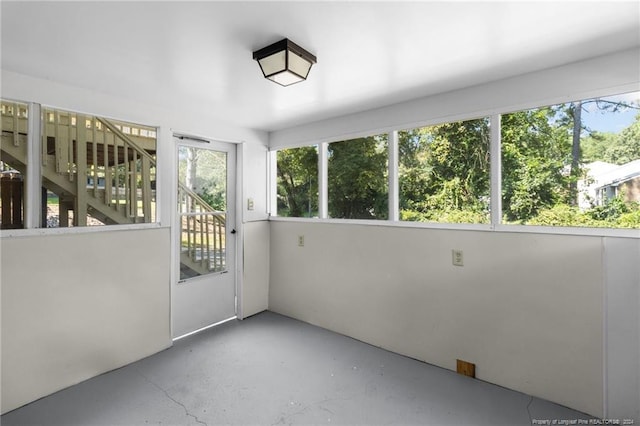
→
(178, 182, 226, 278)
(1, 101, 157, 228)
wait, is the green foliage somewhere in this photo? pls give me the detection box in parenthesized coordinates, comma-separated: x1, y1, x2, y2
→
(618, 209, 640, 228)
(527, 196, 640, 229)
(586, 195, 630, 221)
(581, 116, 640, 165)
(399, 118, 490, 223)
(501, 108, 573, 222)
(581, 131, 619, 163)
(274, 95, 639, 229)
(277, 146, 318, 217)
(178, 147, 227, 211)
(328, 136, 388, 219)
(199, 187, 226, 211)
(401, 208, 488, 224)
(605, 115, 640, 164)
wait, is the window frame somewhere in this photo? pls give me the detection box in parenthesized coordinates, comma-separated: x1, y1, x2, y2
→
(269, 91, 640, 239)
(0, 99, 162, 237)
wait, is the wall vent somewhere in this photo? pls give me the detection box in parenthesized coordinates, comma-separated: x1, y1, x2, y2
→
(456, 359, 476, 378)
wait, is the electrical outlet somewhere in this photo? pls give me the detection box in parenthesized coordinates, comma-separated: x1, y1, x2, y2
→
(298, 235, 305, 247)
(247, 198, 254, 211)
(452, 249, 464, 266)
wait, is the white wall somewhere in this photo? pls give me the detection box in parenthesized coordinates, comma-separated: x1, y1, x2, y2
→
(267, 46, 640, 418)
(1, 227, 171, 414)
(241, 221, 270, 318)
(1, 70, 271, 410)
(237, 142, 270, 318)
(268, 222, 630, 417)
(604, 238, 640, 420)
(241, 142, 270, 223)
(1, 70, 268, 150)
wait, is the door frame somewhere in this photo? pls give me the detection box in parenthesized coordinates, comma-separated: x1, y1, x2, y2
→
(169, 131, 243, 339)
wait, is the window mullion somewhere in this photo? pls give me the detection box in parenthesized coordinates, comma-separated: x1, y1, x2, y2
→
(25, 102, 42, 228)
(490, 114, 502, 227)
(318, 142, 328, 219)
(388, 131, 399, 221)
(268, 150, 277, 216)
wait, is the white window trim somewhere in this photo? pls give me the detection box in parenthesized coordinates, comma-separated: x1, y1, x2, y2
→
(388, 131, 399, 222)
(268, 90, 640, 239)
(25, 102, 41, 229)
(0, 100, 162, 236)
(490, 114, 502, 226)
(318, 142, 328, 219)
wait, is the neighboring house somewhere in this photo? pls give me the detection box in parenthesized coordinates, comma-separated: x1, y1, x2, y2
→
(579, 159, 640, 208)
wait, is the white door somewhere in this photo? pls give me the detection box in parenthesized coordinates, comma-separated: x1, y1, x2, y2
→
(173, 136, 236, 339)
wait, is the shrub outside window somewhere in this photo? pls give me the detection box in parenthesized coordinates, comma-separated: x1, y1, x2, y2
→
(399, 118, 490, 224)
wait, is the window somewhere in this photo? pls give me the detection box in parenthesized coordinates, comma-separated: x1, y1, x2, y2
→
(271, 90, 638, 232)
(0, 99, 158, 231)
(399, 118, 490, 224)
(0, 101, 28, 229)
(328, 135, 388, 220)
(501, 91, 640, 228)
(276, 146, 318, 217)
(41, 107, 157, 227)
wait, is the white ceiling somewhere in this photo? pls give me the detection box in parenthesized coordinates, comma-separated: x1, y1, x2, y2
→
(1, 1, 639, 132)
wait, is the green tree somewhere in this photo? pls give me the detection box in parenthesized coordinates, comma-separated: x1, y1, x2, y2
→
(603, 114, 640, 164)
(277, 146, 318, 217)
(581, 131, 619, 163)
(398, 127, 431, 212)
(399, 118, 490, 223)
(501, 108, 573, 222)
(328, 136, 388, 219)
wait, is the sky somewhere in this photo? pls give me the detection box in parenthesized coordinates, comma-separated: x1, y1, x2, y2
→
(580, 91, 640, 134)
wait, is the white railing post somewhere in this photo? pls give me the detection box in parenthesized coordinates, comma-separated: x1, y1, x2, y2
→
(75, 114, 88, 226)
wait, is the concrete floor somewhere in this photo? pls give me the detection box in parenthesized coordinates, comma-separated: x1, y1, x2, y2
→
(2, 311, 592, 426)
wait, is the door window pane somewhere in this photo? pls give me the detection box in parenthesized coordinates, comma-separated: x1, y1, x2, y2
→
(178, 146, 227, 280)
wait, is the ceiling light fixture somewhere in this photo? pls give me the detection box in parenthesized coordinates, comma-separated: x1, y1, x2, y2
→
(252, 38, 317, 87)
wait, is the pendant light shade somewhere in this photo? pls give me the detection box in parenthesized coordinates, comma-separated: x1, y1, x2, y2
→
(253, 38, 317, 86)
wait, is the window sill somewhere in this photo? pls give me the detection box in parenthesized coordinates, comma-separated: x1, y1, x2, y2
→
(1, 222, 166, 238)
(268, 216, 640, 239)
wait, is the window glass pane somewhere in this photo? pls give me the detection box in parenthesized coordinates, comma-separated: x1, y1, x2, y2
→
(501, 91, 640, 228)
(276, 146, 318, 217)
(0, 100, 28, 229)
(178, 146, 227, 279)
(42, 107, 157, 227)
(328, 135, 388, 220)
(399, 118, 490, 224)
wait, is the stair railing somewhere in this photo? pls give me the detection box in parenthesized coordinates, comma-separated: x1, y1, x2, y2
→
(178, 182, 226, 273)
(41, 109, 157, 225)
(94, 117, 156, 222)
(2, 101, 157, 227)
